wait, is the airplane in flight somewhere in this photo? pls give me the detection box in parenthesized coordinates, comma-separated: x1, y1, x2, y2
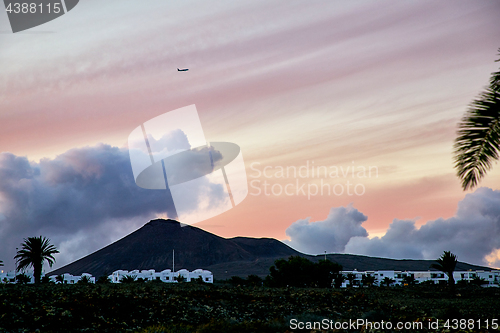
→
(177, 68, 189, 71)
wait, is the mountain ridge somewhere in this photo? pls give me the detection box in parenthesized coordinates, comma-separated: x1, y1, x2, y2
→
(49, 219, 495, 279)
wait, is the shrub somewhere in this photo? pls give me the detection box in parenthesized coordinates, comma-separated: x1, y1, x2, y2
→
(97, 275, 111, 284)
(78, 275, 92, 285)
(15, 273, 31, 284)
(120, 275, 137, 283)
(174, 275, 186, 283)
(266, 256, 342, 288)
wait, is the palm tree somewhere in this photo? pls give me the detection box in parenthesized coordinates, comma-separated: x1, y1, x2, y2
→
(14, 236, 59, 285)
(382, 277, 395, 287)
(55, 274, 65, 284)
(78, 275, 92, 285)
(402, 274, 417, 286)
(454, 50, 500, 190)
(97, 275, 111, 284)
(16, 273, 31, 284)
(361, 274, 376, 287)
(430, 251, 458, 291)
(333, 273, 346, 288)
(346, 273, 356, 287)
(120, 275, 137, 283)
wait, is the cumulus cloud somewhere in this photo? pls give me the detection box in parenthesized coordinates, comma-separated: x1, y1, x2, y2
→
(285, 188, 500, 267)
(0, 144, 177, 271)
(0, 142, 232, 271)
(283, 204, 368, 254)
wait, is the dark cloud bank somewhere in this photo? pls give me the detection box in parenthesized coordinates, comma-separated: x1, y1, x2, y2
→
(285, 188, 500, 267)
(0, 144, 176, 271)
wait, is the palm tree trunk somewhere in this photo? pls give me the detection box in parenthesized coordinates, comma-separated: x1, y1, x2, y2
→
(34, 262, 42, 284)
(448, 271, 455, 292)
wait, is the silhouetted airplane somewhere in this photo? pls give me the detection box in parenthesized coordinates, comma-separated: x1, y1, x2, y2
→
(177, 68, 189, 71)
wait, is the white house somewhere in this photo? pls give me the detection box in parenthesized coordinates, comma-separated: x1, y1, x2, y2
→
(109, 268, 213, 283)
(48, 272, 96, 284)
(1, 268, 213, 284)
(0, 270, 18, 283)
(340, 269, 500, 288)
(0, 270, 96, 284)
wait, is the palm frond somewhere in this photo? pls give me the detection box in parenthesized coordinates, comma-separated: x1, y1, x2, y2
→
(14, 236, 59, 273)
(454, 61, 500, 190)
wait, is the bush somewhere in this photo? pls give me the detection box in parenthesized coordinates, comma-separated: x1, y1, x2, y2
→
(266, 256, 342, 288)
(15, 273, 31, 284)
(174, 275, 186, 283)
(41, 276, 53, 284)
(246, 275, 263, 287)
(97, 275, 111, 284)
(120, 275, 137, 283)
(77, 275, 92, 285)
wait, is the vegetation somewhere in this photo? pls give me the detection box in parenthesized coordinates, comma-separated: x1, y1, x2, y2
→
(402, 274, 417, 286)
(226, 275, 263, 287)
(14, 236, 59, 285)
(78, 275, 92, 285)
(266, 256, 342, 288)
(471, 276, 488, 286)
(332, 272, 345, 288)
(382, 277, 395, 287)
(174, 275, 186, 283)
(361, 274, 376, 287)
(41, 276, 54, 284)
(0, 281, 498, 332)
(15, 273, 31, 284)
(430, 251, 458, 291)
(55, 274, 64, 284)
(454, 49, 500, 190)
(97, 275, 112, 284)
(346, 273, 356, 287)
(120, 275, 137, 283)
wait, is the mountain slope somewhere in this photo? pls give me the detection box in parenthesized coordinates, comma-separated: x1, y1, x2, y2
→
(49, 219, 495, 279)
(49, 219, 300, 278)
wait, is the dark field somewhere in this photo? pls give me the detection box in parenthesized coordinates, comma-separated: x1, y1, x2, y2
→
(0, 282, 499, 332)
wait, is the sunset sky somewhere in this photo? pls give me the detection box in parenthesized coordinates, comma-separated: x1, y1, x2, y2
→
(1, 0, 500, 272)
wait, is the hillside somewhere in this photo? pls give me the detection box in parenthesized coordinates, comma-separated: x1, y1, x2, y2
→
(49, 219, 494, 279)
(49, 219, 300, 278)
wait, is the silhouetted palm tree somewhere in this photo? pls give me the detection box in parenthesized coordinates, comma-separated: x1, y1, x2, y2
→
(402, 274, 417, 286)
(14, 236, 59, 284)
(78, 275, 91, 285)
(120, 275, 137, 283)
(382, 277, 395, 287)
(346, 273, 356, 287)
(97, 275, 111, 284)
(16, 273, 31, 284)
(430, 251, 457, 291)
(55, 274, 64, 284)
(361, 274, 376, 287)
(454, 50, 500, 190)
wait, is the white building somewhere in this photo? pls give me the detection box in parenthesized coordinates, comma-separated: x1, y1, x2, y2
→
(109, 268, 213, 283)
(340, 269, 500, 288)
(1, 268, 213, 284)
(48, 272, 96, 284)
(0, 270, 95, 284)
(0, 270, 18, 283)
